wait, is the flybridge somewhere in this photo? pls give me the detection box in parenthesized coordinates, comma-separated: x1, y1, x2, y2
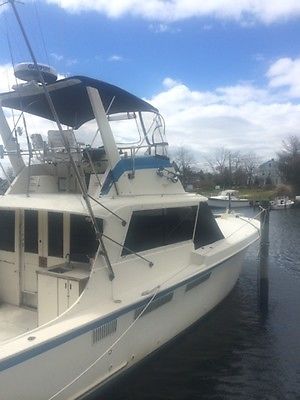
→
(0, 63, 181, 198)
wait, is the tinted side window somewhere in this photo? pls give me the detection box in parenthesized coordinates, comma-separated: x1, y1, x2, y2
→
(48, 212, 63, 257)
(122, 207, 197, 255)
(122, 209, 164, 255)
(70, 214, 102, 263)
(25, 210, 38, 253)
(194, 202, 224, 248)
(165, 207, 197, 245)
(0, 210, 15, 252)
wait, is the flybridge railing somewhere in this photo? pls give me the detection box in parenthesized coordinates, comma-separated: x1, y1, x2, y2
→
(109, 110, 168, 157)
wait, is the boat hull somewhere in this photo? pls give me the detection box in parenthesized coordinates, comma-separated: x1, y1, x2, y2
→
(270, 202, 294, 210)
(0, 250, 246, 400)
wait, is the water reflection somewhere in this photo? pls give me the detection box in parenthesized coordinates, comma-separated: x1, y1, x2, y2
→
(96, 208, 300, 400)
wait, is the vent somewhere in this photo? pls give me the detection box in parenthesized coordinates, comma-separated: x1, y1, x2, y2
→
(92, 319, 117, 345)
(185, 272, 211, 292)
(134, 292, 173, 320)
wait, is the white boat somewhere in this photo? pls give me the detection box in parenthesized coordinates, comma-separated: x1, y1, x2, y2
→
(0, 70, 260, 400)
(270, 197, 294, 210)
(208, 190, 250, 209)
(0, 22, 260, 400)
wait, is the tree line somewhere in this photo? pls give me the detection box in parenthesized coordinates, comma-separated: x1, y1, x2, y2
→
(174, 135, 300, 194)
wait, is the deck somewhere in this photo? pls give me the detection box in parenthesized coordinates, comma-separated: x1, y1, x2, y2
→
(0, 303, 37, 343)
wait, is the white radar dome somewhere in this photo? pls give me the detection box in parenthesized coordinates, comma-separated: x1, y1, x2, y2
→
(14, 63, 57, 84)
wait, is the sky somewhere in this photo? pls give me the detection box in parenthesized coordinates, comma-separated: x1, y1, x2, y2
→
(1, 0, 300, 171)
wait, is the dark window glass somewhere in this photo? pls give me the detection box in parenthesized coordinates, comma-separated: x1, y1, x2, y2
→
(194, 202, 224, 249)
(70, 214, 102, 263)
(164, 207, 197, 245)
(0, 210, 15, 252)
(48, 212, 63, 257)
(123, 209, 164, 255)
(25, 210, 38, 253)
(122, 207, 197, 255)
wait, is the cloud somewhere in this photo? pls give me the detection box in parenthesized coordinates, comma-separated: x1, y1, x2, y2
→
(1, 59, 300, 167)
(147, 70, 300, 159)
(108, 55, 124, 62)
(50, 53, 78, 66)
(267, 57, 300, 98)
(0, 64, 16, 94)
(50, 53, 64, 62)
(149, 23, 181, 33)
(45, 0, 300, 24)
(163, 77, 180, 89)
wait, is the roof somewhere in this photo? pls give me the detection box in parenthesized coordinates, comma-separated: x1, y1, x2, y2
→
(0, 76, 158, 129)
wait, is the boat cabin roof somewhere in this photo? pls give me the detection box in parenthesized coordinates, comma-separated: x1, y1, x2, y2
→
(0, 76, 158, 129)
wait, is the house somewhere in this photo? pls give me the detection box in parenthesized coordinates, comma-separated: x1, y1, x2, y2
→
(257, 158, 281, 185)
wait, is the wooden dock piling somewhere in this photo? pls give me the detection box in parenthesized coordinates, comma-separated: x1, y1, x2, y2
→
(259, 201, 270, 315)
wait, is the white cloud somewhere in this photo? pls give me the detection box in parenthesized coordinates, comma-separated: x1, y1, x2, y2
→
(50, 53, 78, 66)
(1, 59, 300, 168)
(149, 23, 181, 33)
(216, 84, 270, 105)
(267, 57, 300, 97)
(148, 72, 300, 159)
(108, 55, 124, 62)
(45, 0, 300, 24)
(50, 53, 64, 61)
(162, 77, 180, 89)
(0, 64, 16, 94)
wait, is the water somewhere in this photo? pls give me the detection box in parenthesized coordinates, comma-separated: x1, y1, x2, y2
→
(97, 208, 300, 400)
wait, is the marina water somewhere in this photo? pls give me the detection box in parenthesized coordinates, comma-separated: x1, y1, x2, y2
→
(98, 208, 300, 400)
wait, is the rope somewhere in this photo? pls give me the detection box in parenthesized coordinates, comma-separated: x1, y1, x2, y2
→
(48, 286, 160, 400)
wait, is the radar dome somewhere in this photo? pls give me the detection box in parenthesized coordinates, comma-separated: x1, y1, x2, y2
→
(14, 63, 57, 84)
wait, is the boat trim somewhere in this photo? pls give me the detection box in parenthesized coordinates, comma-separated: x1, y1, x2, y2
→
(101, 156, 172, 194)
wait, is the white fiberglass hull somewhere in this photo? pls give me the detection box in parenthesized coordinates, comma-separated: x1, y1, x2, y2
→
(270, 202, 294, 210)
(0, 249, 246, 400)
(208, 198, 250, 209)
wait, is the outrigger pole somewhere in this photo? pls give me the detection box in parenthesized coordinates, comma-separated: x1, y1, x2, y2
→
(7, 0, 115, 280)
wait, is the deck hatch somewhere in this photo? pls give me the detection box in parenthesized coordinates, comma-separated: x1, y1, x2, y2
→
(185, 272, 211, 292)
(134, 292, 173, 319)
(92, 319, 117, 344)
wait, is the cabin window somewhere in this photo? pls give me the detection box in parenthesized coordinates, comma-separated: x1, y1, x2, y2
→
(165, 207, 197, 245)
(0, 210, 15, 252)
(122, 206, 197, 255)
(25, 210, 38, 253)
(193, 202, 224, 249)
(48, 212, 63, 258)
(70, 214, 102, 263)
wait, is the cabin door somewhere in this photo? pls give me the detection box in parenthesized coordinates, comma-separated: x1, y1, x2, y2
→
(21, 210, 67, 308)
(22, 210, 41, 308)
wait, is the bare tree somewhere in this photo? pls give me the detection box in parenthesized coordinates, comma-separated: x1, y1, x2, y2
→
(205, 147, 230, 175)
(174, 146, 194, 188)
(240, 152, 261, 185)
(277, 135, 300, 192)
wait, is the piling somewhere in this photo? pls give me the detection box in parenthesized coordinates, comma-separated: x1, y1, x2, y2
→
(258, 201, 270, 315)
